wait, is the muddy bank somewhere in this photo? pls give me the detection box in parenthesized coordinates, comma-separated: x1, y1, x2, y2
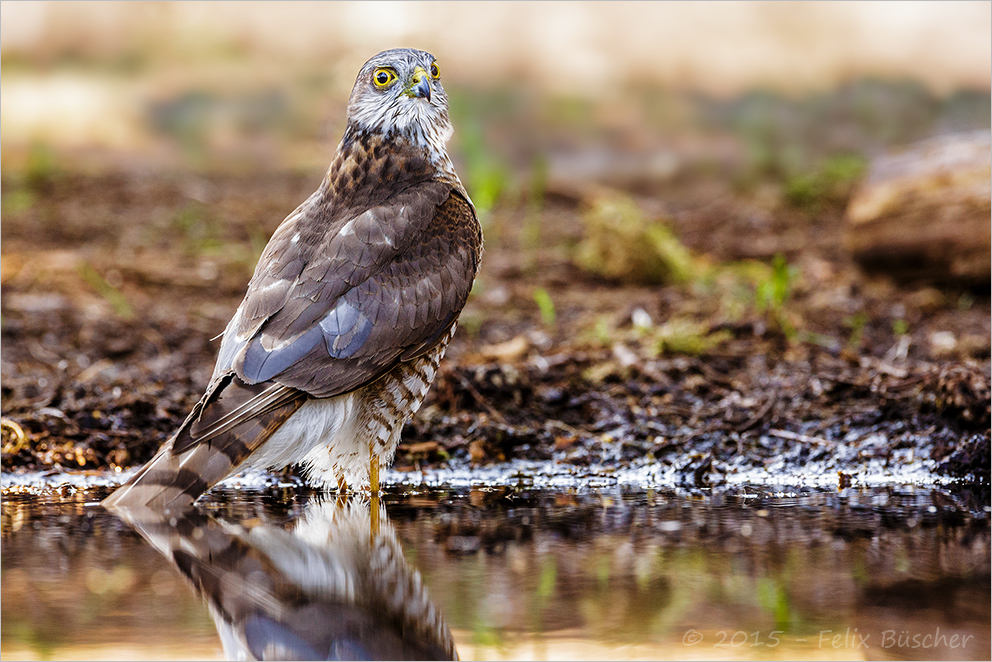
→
(2, 163, 988, 487)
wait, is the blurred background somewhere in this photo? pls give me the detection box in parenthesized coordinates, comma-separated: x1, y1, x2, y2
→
(3, 1, 989, 255)
(2, 0, 990, 461)
(2, 1, 989, 172)
(2, 0, 990, 423)
(3, 4, 991, 660)
(3, 0, 990, 357)
(2, 0, 991, 432)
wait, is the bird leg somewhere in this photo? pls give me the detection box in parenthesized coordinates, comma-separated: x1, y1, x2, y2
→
(369, 442, 381, 535)
(334, 474, 349, 509)
(369, 441, 380, 496)
(370, 491, 380, 537)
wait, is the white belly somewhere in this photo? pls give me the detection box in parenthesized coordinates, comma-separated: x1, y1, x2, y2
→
(242, 393, 366, 487)
(241, 328, 453, 489)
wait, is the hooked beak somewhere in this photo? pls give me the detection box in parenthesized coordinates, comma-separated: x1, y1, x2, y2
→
(405, 66, 432, 102)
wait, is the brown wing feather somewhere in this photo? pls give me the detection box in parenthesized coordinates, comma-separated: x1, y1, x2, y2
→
(229, 186, 481, 398)
(103, 379, 307, 510)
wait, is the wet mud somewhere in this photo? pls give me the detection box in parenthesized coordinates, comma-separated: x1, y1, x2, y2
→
(1, 165, 989, 486)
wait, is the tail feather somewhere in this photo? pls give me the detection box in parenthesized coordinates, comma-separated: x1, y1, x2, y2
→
(103, 376, 307, 511)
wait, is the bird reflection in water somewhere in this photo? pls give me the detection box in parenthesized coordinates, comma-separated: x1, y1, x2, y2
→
(106, 494, 457, 660)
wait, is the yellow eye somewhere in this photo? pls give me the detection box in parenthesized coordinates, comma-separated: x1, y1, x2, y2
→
(430, 62, 440, 79)
(373, 67, 397, 88)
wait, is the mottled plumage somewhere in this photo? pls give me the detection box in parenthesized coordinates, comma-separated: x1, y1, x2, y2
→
(111, 497, 457, 660)
(104, 48, 482, 510)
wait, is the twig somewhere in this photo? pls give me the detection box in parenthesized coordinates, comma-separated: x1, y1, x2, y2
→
(546, 419, 583, 436)
(768, 428, 836, 446)
(456, 373, 506, 423)
(735, 388, 778, 432)
(859, 355, 909, 379)
(1, 418, 28, 453)
(886, 374, 931, 391)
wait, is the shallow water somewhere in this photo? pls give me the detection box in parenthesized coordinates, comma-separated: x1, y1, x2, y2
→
(2, 477, 989, 661)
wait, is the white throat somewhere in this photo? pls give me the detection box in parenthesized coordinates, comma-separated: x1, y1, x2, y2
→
(348, 96, 456, 175)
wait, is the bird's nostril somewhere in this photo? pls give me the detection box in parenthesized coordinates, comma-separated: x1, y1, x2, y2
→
(413, 78, 432, 101)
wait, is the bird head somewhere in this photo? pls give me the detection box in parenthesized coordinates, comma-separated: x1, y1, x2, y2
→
(346, 48, 453, 156)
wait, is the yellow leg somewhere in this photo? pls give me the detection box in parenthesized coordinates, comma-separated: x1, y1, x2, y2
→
(369, 442, 380, 496)
(334, 474, 349, 508)
(370, 491, 380, 537)
(369, 442, 380, 536)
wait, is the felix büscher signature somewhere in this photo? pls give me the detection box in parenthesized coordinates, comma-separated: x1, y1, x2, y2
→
(681, 627, 976, 650)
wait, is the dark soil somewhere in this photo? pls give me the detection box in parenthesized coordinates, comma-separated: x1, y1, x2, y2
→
(2, 165, 989, 484)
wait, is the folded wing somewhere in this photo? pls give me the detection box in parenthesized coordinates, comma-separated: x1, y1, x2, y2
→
(219, 182, 481, 399)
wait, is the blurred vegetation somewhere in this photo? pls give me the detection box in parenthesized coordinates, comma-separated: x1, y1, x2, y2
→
(784, 154, 866, 211)
(653, 318, 733, 357)
(1, 39, 988, 371)
(708, 80, 989, 184)
(23, 141, 60, 189)
(171, 202, 224, 256)
(1, 142, 59, 215)
(753, 254, 799, 339)
(575, 194, 699, 286)
(845, 311, 869, 352)
(77, 263, 135, 320)
(452, 117, 508, 221)
(448, 88, 520, 224)
(521, 155, 548, 266)
(532, 287, 556, 328)
(576, 247, 810, 358)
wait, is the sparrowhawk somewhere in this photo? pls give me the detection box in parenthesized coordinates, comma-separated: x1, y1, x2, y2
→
(104, 48, 482, 510)
(111, 497, 457, 660)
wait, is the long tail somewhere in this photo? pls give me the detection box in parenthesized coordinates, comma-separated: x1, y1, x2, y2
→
(103, 375, 307, 511)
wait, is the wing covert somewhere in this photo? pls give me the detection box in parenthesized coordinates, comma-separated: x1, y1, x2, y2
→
(222, 183, 480, 398)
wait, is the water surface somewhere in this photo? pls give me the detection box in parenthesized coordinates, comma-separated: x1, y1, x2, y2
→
(2, 479, 989, 660)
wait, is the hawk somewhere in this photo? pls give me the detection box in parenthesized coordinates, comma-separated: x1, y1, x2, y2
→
(112, 498, 457, 660)
(104, 48, 482, 510)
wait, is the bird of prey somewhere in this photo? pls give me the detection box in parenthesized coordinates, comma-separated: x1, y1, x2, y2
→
(104, 48, 482, 510)
(111, 497, 457, 660)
